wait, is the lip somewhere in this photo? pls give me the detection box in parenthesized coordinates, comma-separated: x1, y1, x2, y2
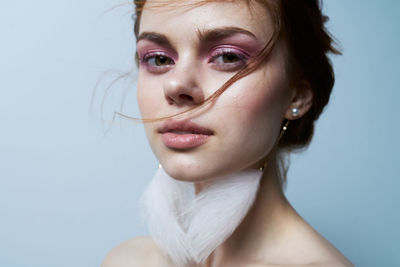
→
(158, 119, 214, 149)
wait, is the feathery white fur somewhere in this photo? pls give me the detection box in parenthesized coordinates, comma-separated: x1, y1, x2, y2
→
(141, 168, 262, 266)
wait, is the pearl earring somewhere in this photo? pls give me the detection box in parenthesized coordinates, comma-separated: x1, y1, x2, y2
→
(291, 107, 299, 117)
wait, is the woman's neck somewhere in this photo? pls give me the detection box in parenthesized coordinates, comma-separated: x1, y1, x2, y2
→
(210, 162, 293, 266)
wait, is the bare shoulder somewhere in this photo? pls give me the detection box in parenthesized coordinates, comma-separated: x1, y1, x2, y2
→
(101, 236, 166, 267)
(259, 263, 353, 267)
(255, 208, 354, 267)
(249, 263, 353, 267)
(242, 257, 353, 267)
(297, 225, 354, 267)
(273, 211, 354, 267)
(248, 258, 353, 267)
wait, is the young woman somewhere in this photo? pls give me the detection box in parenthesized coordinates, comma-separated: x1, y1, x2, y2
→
(103, 0, 353, 266)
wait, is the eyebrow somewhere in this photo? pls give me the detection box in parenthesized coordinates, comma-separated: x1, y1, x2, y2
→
(137, 32, 172, 46)
(197, 27, 257, 43)
(137, 27, 257, 47)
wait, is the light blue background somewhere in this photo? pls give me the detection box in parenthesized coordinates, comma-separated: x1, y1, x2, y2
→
(1, 1, 399, 266)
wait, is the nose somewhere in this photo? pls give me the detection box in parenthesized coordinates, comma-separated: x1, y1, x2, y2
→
(163, 64, 205, 106)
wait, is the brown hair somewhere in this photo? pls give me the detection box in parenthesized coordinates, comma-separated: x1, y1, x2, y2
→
(132, 0, 340, 152)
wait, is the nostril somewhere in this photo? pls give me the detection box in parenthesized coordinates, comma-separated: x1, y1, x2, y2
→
(166, 96, 175, 105)
(179, 94, 193, 102)
(165, 94, 194, 105)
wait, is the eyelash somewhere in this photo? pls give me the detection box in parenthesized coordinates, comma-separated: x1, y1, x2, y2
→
(208, 48, 248, 71)
(139, 47, 249, 73)
(140, 52, 175, 73)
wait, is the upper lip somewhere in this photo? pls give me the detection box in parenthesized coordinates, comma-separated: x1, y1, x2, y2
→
(158, 119, 214, 135)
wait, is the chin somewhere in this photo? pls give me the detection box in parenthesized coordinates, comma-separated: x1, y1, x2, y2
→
(159, 160, 216, 183)
(155, 149, 204, 182)
(161, 157, 244, 183)
(162, 163, 205, 182)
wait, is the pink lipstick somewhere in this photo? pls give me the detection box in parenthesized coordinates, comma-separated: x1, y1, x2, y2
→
(158, 119, 213, 149)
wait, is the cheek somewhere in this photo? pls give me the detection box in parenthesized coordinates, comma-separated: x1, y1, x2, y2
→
(238, 91, 282, 146)
(136, 73, 165, 156)
(229, 68, 290, 125)
(217, 67, 291, 155)
(137, 72, 163, 118)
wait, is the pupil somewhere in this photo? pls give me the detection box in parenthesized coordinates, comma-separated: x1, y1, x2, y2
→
(156, 56, 168, 66)
(223, 54, 239, 63)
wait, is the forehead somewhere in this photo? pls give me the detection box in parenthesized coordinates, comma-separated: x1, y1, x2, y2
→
(139, 0, 273, 44)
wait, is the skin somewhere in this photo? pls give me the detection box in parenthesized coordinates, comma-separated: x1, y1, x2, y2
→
(102, 0, 354, 266)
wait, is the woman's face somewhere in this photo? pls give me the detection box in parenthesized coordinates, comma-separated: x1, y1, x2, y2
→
(136, 0, 295, 182)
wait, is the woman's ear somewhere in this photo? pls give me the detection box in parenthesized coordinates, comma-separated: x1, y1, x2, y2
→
(284, 80, 313, 120)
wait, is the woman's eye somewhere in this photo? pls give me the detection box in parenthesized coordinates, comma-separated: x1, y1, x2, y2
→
(152, 55, 173, 66)
(209, 49, 248, 71)
(140, 53, 175, 73)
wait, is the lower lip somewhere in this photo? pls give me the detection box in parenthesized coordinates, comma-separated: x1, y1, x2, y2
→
(161, 132, 211, 149)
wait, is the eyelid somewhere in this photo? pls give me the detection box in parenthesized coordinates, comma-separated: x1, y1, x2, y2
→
(208, 46, 250, 61)
(138, 50, 175, 74)
(139, 51, 173, 63)
(206, 46, 250, 72)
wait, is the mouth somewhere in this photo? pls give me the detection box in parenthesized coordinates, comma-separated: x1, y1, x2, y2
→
(158, 119, 214, 150)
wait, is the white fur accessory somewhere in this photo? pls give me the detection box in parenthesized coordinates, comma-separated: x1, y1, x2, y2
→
(141, 167, 262, 266)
